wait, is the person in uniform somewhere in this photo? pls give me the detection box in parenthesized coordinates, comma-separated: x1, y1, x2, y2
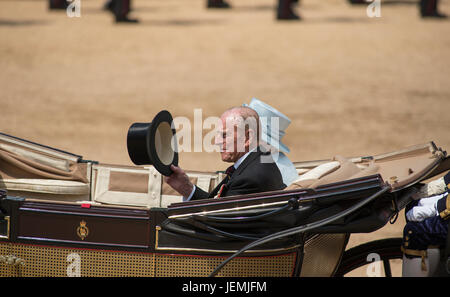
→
(277, 0, 300, 20)
(104, 0, 138, 23)
(419, 0, 447, 18)
(164, 106, 286, 201)
(347, 0, 446, 18)
(206, 0, 300, 20)
(207, 0, 231, 8)
(49, 0, 68, 10)
(401, 171, 450, 276)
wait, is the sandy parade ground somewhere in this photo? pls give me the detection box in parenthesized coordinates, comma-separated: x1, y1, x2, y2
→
(1, 0, 450, 276)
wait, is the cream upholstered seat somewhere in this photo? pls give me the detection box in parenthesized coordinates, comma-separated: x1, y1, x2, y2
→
(288, 156, 369, 190)
(90, 163, 220, 208)
(0, 133, 91, 201)
(0, 178, 89, 195)
(0, 132, 221, 207)
(290, 142, 443, 191)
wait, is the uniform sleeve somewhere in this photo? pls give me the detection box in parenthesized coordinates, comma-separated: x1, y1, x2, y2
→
(437, 192, 450, 220)
(436, 172, 450, 219)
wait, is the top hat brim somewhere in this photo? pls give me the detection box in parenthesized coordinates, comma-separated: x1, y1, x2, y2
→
(127, 110, 178, 176)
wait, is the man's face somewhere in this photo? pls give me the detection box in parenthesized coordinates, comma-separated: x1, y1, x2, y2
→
(214, 113, 247, 163)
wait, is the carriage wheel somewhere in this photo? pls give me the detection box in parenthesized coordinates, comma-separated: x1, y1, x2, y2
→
(334, 238, 403, 277)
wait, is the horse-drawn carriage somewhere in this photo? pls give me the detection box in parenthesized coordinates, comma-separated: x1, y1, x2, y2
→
(0, 131, 448, 277)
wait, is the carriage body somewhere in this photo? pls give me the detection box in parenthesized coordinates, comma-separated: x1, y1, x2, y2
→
(0, 132, 448, 277)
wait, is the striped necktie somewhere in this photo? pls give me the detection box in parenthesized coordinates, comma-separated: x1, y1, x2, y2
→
(216, 165, 235, 198)
(225, 165, 235, 177)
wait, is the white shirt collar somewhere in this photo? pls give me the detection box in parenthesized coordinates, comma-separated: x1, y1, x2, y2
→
(233, 147, 257, 170)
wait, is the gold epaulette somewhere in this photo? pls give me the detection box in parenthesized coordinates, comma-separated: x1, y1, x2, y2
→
(439, 193, 450, 220)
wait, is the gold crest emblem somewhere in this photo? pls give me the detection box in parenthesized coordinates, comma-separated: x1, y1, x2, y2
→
(76, 220, 89, 240)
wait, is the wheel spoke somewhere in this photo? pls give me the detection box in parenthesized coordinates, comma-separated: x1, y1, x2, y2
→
(383, 258, 392, 277)
(335, 238, 403, 277)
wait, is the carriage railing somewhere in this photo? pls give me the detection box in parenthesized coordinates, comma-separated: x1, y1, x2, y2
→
(157, 173, 416, 276)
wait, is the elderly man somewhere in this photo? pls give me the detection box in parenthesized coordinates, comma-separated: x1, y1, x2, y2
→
(164, 106, 286, 201)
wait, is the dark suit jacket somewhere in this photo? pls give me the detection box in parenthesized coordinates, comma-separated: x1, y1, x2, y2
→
(191, 149, 286, 200)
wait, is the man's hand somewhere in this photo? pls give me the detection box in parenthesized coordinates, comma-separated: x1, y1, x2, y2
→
(405, 193, 445, 222)
(163, 165, 194, 197)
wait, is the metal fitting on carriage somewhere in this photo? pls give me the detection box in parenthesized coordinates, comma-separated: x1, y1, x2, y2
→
(0, 255, 25, 266)
(288, 197, 299, 209)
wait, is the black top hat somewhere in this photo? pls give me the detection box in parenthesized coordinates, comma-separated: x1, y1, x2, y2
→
(127, 110, 178, 176)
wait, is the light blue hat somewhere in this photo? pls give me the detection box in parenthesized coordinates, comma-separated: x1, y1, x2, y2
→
(243, 98, 291, 154)
(273, 152, 299, 186)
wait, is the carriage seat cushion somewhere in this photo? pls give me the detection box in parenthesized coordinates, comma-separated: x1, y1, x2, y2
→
(309, 155, 363, 188)
(294, 161, 340, 182)
(287, 156, 380, 190)
(0, 178, 90, 195)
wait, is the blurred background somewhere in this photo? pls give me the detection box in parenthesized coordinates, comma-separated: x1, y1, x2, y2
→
(1, 0, 449, 276)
